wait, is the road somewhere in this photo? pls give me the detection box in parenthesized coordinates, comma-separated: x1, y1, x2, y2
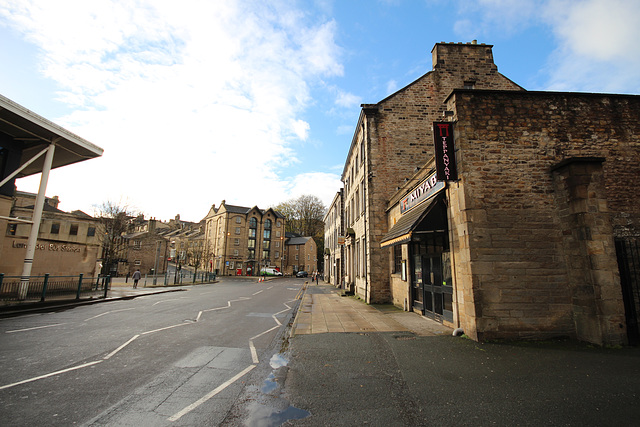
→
(0, 276, 304, 426)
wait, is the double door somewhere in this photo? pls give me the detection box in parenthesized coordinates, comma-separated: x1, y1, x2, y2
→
(411, 237, 453, 322)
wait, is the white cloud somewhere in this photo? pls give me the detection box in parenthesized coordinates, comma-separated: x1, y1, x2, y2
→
(453, 0, 640, 93)
(285, 171, 342, 208)
(335, 90, 361, 108)
(1, 0, 343, 221)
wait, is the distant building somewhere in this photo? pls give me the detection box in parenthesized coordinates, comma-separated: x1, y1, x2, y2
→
(283, 234, 318, 276)
(121, 218, 169, 276)
(204, 201, 286, 276)
(324, 190, 344, 287)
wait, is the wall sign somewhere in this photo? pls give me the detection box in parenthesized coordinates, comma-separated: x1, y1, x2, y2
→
(433, 122, 458, 181)
(400, 173, 445, 214)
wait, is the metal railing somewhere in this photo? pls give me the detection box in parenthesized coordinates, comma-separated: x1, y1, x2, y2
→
(0, 274, 111, 303)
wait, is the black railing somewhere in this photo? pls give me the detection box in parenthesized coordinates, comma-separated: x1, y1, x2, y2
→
(0, 274, 111, 303)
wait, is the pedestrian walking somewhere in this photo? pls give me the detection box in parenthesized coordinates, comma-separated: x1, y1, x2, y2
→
(315, 273, 319, 285)
(132, 269, 141, 289)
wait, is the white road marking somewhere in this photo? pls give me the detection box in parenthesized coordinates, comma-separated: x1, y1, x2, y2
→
(5, 323, 65, 333)
(249, 341, 259, 364)
(103, 335, 140, 360)
(84, 308, 135, 322)
(252, 290, 264, 295)
(0, 361, 103, 391)
(168, 364, 256, 422)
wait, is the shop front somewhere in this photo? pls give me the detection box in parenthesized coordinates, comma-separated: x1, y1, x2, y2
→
(382, 172, 454, 323)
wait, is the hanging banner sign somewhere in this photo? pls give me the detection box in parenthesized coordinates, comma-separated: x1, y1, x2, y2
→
(433, 122, 458, 181)
(400, 173, 445, 214)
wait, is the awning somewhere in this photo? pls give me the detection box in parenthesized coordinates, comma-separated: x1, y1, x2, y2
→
(0, 94, 103, 178)
(380, 193, 443, 248)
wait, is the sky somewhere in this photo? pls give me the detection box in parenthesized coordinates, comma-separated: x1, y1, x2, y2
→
(1, 0, 639, 223)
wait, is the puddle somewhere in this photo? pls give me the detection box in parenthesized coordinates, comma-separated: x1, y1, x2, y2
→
(246, 352, 311, 426)
(245, 403, 310, 426)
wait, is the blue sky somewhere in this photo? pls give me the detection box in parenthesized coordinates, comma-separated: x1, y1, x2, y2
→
(1, 0, 639, 222)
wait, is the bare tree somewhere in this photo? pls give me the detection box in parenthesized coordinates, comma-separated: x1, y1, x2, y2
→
(93, 200, 136, 276)
(273, 195, 326, 270)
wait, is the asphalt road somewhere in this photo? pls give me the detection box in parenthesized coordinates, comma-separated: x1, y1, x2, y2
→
(0, 276, 304, 426)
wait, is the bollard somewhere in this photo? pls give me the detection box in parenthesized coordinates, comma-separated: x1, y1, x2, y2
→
(40, 273, 50, 302)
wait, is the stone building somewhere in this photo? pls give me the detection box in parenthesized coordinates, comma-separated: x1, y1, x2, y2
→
(324, 190, 344, 287)
(204, 201, 286, 276)
(337, 41, 640, 346)
(342, 41, 523, 304)
(1, 192, 101, 277)
(284, 235, 318, 276)
(122, 218, 170, 276)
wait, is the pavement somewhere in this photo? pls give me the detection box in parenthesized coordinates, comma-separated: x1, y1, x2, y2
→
(291, 282, 453, 337)
(280, 283, 640, 427)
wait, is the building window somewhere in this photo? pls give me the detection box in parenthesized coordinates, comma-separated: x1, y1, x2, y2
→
(7, 224, 17, 236)
(275, 251, 280, 258)
(235, 238, 240, 245)
(234, 249, 239, 256)
(263, 229, 271, 239)
(275, 241, 280, 248)
(229, 261, 234, 270)
(249, 228, 256, 238)
(235, 227, 240, 234)
(262, 250, 270, 260)
(235, 217, 242, 224)
(263, 240, 271, 250)
(248, 249, 255, 259)
(250, 217, 257, 228)
(69, 224, 78, 236)
(134, 260, 141, 266)
(248, 239, 255, 248)
(394, 245, 402, 273)
(265, 219, 272, 229)
(87, 227, 96, 237)
(133, 240, 142, 249)
(50, 223, 60, 234)
(295, 254, 299, 260)
(276, 230, 281, 237)
(276, 221, 281, 228)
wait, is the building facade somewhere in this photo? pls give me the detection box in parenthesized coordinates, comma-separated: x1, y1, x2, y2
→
(284, 235, 318, 276)
(341, 41, 523, 304)
(204, 201, 286, 276)
(324, 190, 344, 287)
(1, 193, 101, 277)
(335, 41, 640, 346)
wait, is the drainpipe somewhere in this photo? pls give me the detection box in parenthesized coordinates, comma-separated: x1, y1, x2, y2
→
(18, 143, 56, 300)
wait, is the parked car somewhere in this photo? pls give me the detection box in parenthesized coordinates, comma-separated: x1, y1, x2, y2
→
(260, 268, 283, 276)
(296, 271, 308, 278)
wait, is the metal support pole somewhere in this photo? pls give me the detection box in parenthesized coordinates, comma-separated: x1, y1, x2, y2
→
(76, 274, 84, 300)
(19, 143, 56, 300)
(40, 273, 50, 302)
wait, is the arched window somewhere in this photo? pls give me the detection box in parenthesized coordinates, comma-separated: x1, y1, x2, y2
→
(249, 217, 257, 228)
(264, 219, 272, 229)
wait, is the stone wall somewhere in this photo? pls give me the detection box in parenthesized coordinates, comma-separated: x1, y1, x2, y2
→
(449, 90, 639, 344)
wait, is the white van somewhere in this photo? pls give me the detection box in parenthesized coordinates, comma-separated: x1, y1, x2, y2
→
(260, 268, 283, 276)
